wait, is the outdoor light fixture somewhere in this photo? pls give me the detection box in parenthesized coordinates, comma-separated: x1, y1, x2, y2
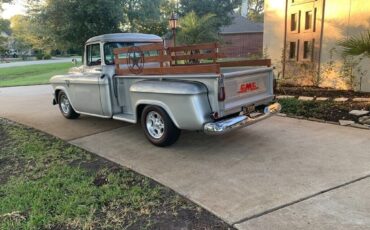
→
(169, 12, 178, 48)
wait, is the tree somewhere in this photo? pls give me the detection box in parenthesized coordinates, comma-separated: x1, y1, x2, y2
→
(0, 36, 7, 56)
(177, 11, 218, 45)
(9, 15, 34, 54)
(0, 19, 10, 56)
(122, 0, 168, 36)
(160, 0, 178, 17)
(0, 0, 13, 11)
(0, 18, 11, 34)
(29, 0, 124, 52)
(247, 0, 264, 22)
(180, 0, 242, 28)
(338, 31, 370, 58)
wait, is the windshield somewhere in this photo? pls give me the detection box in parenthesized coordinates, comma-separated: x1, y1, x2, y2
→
(104, 42, 160, 65)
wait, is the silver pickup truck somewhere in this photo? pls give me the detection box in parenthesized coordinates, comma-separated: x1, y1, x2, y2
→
(50, 33, 281, 146)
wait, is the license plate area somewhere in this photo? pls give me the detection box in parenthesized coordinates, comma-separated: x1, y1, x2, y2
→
(243, 105, 256, 114)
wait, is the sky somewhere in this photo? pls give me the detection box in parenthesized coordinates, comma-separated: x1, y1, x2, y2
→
(1, 0, 26, 19)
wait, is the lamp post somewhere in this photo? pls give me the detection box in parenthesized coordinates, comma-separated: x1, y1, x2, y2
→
(169, 12, 178, 48)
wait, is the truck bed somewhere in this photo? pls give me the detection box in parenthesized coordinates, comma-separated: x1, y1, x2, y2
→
(112, 42, 274, 120)
(114, 66, 274, 119)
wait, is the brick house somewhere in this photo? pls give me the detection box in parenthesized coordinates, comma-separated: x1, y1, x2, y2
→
(219, 15, 264, 58)
(264, 0, 370, 92)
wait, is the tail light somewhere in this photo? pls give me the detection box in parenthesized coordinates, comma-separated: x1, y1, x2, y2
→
(218, 77, 226, 102)
(218, 86, 225, 101)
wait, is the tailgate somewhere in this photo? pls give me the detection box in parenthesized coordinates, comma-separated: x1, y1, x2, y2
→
(221, 67, 274, 112)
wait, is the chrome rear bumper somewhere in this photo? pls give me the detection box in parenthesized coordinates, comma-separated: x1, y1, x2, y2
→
(204, 102, 281, 135)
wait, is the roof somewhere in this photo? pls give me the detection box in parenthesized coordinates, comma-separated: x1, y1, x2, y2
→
(220, 15, 263, 34)
(86, 33, 163, 44)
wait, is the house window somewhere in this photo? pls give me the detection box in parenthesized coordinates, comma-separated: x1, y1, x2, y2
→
(291, 13, 298, 31)
(305, 11, 313, 30)
(303, 40, 314, 60)
(289, 42, 297, 59)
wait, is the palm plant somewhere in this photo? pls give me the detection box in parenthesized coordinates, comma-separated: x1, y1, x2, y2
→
(338, 31, 370, 57)
(176, 11, 219, 45)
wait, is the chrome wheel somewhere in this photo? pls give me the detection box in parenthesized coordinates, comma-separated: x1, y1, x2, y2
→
(60, 94, 71, 114)
(146, 111, 165, 139)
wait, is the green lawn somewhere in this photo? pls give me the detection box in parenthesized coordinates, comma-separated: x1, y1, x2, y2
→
(0, 119, 231, 229)
(0, 63, 74, 87)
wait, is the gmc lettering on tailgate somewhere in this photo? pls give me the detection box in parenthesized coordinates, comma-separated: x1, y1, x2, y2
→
(238, 82, 259, 94)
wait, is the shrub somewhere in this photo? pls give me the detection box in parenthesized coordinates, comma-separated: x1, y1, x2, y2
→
(338, 30, 370, 57)
(35, 53, 44, 60)
(35, 53, 52, 60)
(43, 54, 52, 60)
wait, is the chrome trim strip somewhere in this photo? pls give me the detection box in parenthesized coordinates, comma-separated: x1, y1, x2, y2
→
(116, 74, 220, 79)
(76, 111, 112, 119)
(112, 115, 136, 123)
(204, 102, 281, 135)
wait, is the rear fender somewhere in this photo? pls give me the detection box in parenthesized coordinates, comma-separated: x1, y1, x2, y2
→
(135, 100, 179, 127)
(131, 80, 212, 130)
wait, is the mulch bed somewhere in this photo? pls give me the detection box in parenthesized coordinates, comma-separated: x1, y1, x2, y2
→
(275, 86, 370, 125)
(277, 86, 370, 98)
(278, 98, 370, 123)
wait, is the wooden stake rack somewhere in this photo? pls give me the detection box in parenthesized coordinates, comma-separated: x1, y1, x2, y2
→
(114, 42, 271, 76)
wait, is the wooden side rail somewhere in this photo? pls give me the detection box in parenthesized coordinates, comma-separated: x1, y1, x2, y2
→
(218, 59, 271, 68)
(115, 55, 172, 65)
(116, 64, 220, 75)
(114, 43, 220, 75)
(113, 43, 168, 73)
(168, 42, 218, 52)
(168, 42, 219, 64)
(113, 42, 271, 76)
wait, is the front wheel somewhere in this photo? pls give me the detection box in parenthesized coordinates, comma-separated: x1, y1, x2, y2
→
(141, 106, 181, 147)
(58, 91, 80, 119)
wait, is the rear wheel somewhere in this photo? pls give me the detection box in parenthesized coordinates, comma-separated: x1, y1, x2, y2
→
(141, 106, 181, 147)
(58, 91, 80, 119)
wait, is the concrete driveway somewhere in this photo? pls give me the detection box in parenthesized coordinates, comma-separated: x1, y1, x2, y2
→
(0, 85, 125, 140)
(1, 85, 370, 229)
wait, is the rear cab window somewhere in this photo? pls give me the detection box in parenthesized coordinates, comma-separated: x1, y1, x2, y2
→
(104, 42, 159, 65)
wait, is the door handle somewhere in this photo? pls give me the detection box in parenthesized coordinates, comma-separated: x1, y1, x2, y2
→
(100, 74, 106, 79)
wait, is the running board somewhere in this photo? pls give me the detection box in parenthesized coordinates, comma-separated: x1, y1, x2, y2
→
(113, 113, 136, 123)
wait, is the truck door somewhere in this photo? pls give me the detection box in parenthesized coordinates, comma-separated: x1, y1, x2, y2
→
(69, 43, 104, 116)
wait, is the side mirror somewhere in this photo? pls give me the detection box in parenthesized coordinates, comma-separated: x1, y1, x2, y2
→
(72, 58, 78, 66)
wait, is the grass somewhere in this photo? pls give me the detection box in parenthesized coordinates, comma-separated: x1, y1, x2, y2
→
(0, 63, 74, 87)
(0, 119, 231, 229)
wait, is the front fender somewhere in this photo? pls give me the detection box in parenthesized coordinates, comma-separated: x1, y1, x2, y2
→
(131, 80, 213, 130)
(52, 85, 78, 112)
